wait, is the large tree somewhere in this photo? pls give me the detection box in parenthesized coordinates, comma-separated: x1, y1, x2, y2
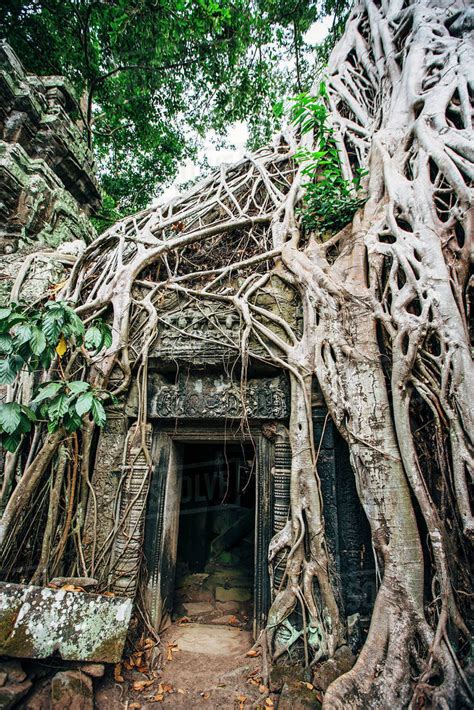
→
(1, 0, 344, 218)
(0, 0, 472, 707)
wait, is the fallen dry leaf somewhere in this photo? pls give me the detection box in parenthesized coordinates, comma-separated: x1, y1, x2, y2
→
(167, 642, 178, 661)
(102, 591, 115, 597)
(228, 615, 239, 626)
(177, 616, 190, 625)
(237, 694, 247, 709)
(246, 648, 259, 657)
(129, 704, 141, 709)
(177, 688, 185, 695)
(60, 584, 84, 592)
(132, 679, 154, 691)
(152, 684, 165, 701)
(162, 683, 173, 693)
(247, 670, 262, 685)
(113, 663, 124, 683)
(265, 699, 274, 707)
(49, 279, 69, 294)
(259, 685, 269, 694)
(303, 682, 314, 690)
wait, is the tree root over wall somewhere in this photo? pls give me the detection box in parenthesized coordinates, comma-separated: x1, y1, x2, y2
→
(1, 1, 472, 707)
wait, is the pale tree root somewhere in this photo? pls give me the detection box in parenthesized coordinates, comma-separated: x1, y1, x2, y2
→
(263, 373, 345, 666)
(323, 581, 467, 709)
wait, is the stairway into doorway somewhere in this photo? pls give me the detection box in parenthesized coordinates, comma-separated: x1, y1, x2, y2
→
(172, 441, 256, 631)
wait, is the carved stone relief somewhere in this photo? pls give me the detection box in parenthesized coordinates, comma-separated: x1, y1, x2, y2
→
(110, 423, 153, 597)
(272, 425, 292, 590)
(151, 306, 240, 365)
(83, 408, 128, 580)
(148, 372, 290, 420)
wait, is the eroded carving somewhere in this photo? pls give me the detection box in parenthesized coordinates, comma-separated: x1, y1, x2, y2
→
(148, 372, 290, 420)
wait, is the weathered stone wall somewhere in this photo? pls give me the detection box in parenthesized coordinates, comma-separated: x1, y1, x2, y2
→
(0, 40, 100, 304)
(0, 41, 100, 515)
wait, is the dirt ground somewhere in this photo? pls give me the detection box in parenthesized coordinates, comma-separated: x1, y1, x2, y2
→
(95, 621, 280, 709)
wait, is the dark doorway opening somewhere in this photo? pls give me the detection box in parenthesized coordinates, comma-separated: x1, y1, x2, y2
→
(173, 442, 256, 627)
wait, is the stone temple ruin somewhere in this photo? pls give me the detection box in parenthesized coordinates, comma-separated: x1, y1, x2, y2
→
(0, 40, 375, 684)
(1, 0, 473, 705)
(0, 40, 99, 302)
(90, 298, 374, 638)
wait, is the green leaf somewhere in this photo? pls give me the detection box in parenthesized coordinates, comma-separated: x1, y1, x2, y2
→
(41, 311, 63, 343)
(0, 402, 21, 434)
(76, 391, 94, 416)
(0, 307, 12, 320)
(0, 334, 13, 354)
(0, 356, 22, 385)
(2, 432, 21, 452)
(84, 326, 102, 350)
(47, 420, 60, 433)
(14, 324, 32, 345)
(47, 393, 69, 420)
(272, 99, 284, 118)
(90, 397, 106, 427)
(30, 326, 47, 356)
(21, 405, 37, 421)
(64, 411, 83, 432)
(31, 381, 64, 405)
(67, 311, 85, 337)
(68, 381, 90, 395)
(99, 323, 113, 349)
(39, 349, 53, 370)
(17, 412, 33, 434)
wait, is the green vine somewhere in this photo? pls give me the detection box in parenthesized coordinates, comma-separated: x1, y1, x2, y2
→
(0, 301, 112, 451)
(291, 84, 366, 235)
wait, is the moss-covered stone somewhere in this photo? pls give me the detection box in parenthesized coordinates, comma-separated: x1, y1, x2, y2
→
(0, 582, 132, 663)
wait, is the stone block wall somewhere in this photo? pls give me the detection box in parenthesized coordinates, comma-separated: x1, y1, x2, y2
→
(0, 41, 100, 254)
(0, 41, 101, 487)
(0, 40, 100, 260)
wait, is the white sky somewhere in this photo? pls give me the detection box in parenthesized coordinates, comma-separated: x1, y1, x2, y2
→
(156, 16, 333, 205)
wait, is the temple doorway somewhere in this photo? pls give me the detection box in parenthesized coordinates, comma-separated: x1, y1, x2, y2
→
(172, 442, 256, 630)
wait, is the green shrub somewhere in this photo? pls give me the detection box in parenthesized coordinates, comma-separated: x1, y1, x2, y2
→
(291, 85, 366, 236)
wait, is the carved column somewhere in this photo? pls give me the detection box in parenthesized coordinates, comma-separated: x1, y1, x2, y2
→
(110, 423, 152, 597)
(83, 406, 128, 581)
(272, 425, 292, 591)
(254, 430, 274, 636)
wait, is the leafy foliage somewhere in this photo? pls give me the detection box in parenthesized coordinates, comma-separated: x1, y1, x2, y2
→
(291, 86, 366, 235)
(90, 191, 127, 234)
(0, 302, 112, 450)
(1, 0, 350, 216)
(31, 380, 106, 434)
(0, 402, 36, 454)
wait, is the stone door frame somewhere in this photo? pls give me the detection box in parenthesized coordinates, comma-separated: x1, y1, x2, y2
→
(143, 422, 275, 638)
